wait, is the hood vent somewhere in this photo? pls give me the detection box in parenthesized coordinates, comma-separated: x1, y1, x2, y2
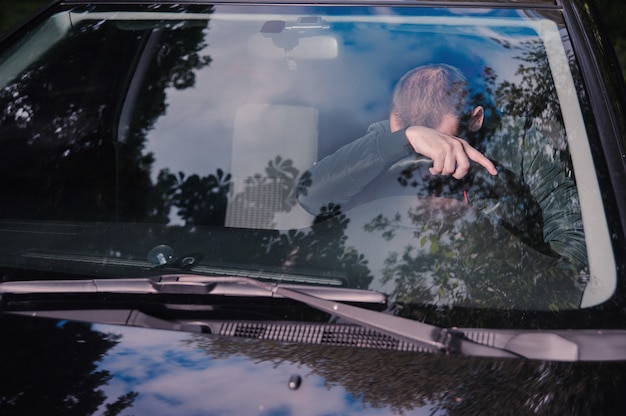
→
(218, 321, 426, 352)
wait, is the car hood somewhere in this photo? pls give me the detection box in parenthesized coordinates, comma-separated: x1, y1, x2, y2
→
(2, 313, 626, 415)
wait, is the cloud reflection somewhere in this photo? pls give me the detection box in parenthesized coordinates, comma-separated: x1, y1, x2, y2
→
(143, 14, 527, 187)
(94, 324, 435, 415)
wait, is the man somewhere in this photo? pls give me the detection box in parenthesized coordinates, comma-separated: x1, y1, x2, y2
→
(297, 64, 587, 267)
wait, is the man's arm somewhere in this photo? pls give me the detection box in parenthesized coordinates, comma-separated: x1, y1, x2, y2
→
(298, 121, 498, 215)
(522, 128, 587, 266)
(297, 121, 412, 215)
(484, 120, 587, 266)
(404, 126, 497, 179)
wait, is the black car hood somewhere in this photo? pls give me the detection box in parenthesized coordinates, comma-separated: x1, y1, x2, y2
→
(2, 313, 626, 415)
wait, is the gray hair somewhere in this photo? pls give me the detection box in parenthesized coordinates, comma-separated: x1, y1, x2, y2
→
(391, 64, 468, 129)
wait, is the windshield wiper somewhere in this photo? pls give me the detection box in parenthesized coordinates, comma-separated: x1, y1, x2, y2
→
(0, 274, 386, 303)
(2, 275, 626, 361)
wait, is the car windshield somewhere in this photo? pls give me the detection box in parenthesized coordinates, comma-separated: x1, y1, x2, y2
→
(0, 3, 613, 315)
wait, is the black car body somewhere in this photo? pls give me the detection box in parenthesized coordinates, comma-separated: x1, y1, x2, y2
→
(1, 0, 626, 414)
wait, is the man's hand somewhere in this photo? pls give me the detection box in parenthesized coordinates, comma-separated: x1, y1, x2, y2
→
(404, 126, 497, 179)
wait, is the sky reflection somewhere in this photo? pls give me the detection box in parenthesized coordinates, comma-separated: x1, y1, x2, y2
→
(94, 324, 436, 416)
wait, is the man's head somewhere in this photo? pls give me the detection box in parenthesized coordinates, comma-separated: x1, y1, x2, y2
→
(389, 64, 484, 135)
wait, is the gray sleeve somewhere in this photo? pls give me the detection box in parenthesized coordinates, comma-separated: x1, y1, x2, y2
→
(297, 123, 412, 215)
(486, 120, 587, 266)
(522, 128, 587, 266)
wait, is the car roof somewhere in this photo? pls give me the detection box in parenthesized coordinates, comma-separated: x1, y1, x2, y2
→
(59, 0, 561, 6)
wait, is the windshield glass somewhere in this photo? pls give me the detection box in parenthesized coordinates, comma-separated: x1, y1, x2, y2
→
(0, 3, 613, 314)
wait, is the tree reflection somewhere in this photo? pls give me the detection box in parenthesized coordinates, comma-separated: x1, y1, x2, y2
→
(495, 39, 565, 148)
(355, 39, 587, 310)
(154, 157, 374, 289)
(0, 14, 212, 223)
(0, 315, 136, 416)
(0, 9, 374, 287)
(4, 18, 381, 296)
(279, 203, 373, 289)
(187, 334, 626, 415)
(224, 156, 301, 229)
(363, 198, 582, 310)
(156, 168, 230, 226)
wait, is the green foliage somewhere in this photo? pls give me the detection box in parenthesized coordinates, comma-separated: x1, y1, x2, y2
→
(594, 0, 626, 81)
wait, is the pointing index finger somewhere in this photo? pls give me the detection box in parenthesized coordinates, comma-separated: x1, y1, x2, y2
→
(462, 141, 498, 175)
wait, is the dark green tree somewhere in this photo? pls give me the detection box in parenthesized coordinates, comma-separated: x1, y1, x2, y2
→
(0, 316, 136, 416)
(157, 169, 230, 226)
(0, 14, 212, 223)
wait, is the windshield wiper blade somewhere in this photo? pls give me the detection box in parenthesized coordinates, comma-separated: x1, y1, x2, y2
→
(0, 274, 386, 304)
(0, 274, 515, 357)
(3, 275, 626, 361)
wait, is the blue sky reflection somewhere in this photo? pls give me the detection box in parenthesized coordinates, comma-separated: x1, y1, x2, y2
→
(94, 324, 438, 416)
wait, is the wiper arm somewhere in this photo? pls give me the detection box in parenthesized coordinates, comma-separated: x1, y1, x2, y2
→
(253, 281, 617, 362)
(273, 281, 522, 358)
(231, 281, 626, 361)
